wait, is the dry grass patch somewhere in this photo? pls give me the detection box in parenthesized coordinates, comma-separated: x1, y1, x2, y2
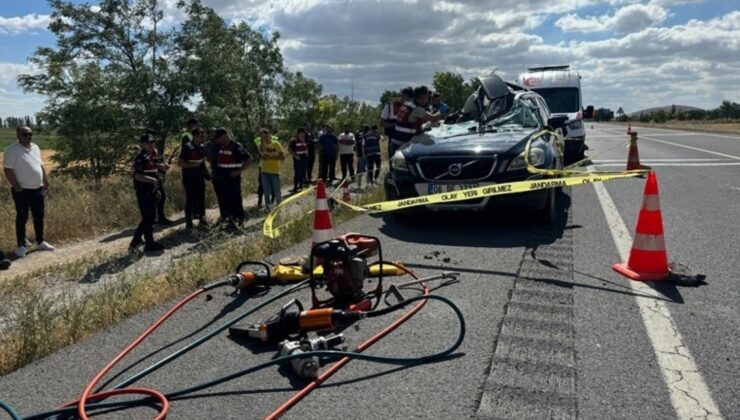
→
(0, 185, 384, 375)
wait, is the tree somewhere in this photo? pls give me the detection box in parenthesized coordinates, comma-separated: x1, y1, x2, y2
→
(38, 63, 139, 179)
(379, 89, 400, 105)
(177, 0, 284, 144)
(653, 109, 668, 123)
(432, 72, 470, 114)
(19, 0, 193, 179)
(277, 71, 322, 134)
(593, 108, 614, 122)
(687, 109, 706, 120)
(719, 100, 735, 120)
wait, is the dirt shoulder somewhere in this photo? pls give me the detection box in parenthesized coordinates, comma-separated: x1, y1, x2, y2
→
(0, 187, 277, 282)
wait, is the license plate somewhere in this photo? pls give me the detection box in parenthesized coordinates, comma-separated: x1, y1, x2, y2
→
(422, 183, 480, 195)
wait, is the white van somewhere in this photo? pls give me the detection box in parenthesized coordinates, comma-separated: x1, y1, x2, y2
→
(517, 65, 586, 163)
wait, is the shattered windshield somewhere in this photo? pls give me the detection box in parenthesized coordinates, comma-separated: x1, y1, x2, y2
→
(431, 98, 540, 139)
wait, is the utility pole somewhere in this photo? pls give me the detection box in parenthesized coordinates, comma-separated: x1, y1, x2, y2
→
(351, 81, 354, 101)
(152, 0, 157, 90)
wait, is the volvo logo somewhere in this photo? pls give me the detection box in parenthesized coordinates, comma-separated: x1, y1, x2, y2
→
(447, 163, 463, 177)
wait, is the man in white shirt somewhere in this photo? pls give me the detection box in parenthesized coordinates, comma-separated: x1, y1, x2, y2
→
(3, 126, 54, 257)
(337, 124, 356, 181)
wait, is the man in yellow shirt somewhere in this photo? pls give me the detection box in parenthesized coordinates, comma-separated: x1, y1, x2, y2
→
(258, 127, 285, 210)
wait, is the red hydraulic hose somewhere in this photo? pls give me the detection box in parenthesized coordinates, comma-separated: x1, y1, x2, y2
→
(265, 265, 427, 420)
(67, 288, 206, 420)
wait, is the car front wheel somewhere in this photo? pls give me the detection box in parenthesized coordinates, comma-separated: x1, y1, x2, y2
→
(535, 187, 557, 225)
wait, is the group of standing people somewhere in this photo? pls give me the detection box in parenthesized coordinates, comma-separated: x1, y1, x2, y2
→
(1, 86, 450, 263)
(312, 123, 383, 188)
(129, 121, 267, 252)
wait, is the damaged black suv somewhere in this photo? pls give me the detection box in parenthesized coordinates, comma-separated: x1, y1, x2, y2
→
(384, 74, 568, 224)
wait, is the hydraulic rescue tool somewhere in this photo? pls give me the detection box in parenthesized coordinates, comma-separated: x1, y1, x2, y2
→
(227, 261, 272, 290)
(309, 233, 384, 310)
(228, 298, 364, 342)
(278, 334, 345, 379)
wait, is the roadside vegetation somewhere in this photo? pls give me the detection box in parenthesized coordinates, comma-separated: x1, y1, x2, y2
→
(0, 161, 305, 252)
(588, 100, 740, 135)
(0, 127, 57, 150)
(0, 0, 397, 376)
(0, 184, 384, 375)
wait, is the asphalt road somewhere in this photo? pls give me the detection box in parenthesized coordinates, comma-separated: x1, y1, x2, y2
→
(0, 123, 738, 419)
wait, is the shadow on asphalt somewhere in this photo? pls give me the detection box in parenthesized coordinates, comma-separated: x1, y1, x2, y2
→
(376, 191, 573, 248)
(99, 216, 187, 243)
(79, 227, 210, 283)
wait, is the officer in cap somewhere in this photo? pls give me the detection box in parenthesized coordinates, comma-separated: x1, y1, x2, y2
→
(129, 133, 165, 252)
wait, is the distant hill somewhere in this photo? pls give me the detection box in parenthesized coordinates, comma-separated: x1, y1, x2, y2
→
(629, 105, 703, 117)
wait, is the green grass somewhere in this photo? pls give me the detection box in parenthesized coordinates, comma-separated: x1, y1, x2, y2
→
(0, 183, 384, 375)
(0, 127, 59, 150)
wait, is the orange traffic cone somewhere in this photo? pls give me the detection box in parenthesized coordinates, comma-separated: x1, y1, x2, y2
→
(312, 179, 335, 252)
(613, 171, 669, 281)
(342, 179, 351, 203)
(627, 123, 632, 134)
(626, 132, 649, 171)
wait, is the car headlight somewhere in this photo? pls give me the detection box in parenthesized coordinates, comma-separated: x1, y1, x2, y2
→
(507, 148, 545, 171)
(390, 150, 410, 172)
(569, 119, 583, 130)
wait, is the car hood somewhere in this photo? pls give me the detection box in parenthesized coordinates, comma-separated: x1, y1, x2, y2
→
(399, 127, 537, 159)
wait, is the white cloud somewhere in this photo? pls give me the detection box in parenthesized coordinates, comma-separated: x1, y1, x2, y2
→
(0, 62, 44, 117)
(0, 14, 50, 35)
(0, 62, 38, 84)
(1, 0, 737, 116)
(556, 3, 668, 34)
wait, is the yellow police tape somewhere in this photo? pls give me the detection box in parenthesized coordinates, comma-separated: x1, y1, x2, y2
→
(263, 129, 649, 238)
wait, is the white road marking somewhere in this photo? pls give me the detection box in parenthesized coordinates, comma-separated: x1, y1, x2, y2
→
(597, 127, 740, 161)
(599, 126, 740, 141)
(593, 159, 727, 163)
(594, 163, 740, 167)
(590, 167, 723, 420)
(636, 135, 740, 161)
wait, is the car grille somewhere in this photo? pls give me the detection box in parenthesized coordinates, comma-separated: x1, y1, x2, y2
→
(415, 156, 497, 182)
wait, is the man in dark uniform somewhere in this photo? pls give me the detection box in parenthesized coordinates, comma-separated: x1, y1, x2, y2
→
(144, 129, 173, 226)
(180, 118, 199, 148)
(304, 122, 317, 184)
(178, 126, 210, 229)
(130, 134, 165, 252)
(212, 128, 253, 229)
(380, 87, 413, 157)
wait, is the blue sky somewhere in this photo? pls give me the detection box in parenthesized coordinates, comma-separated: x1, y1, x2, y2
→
(0, 0, 738, 119)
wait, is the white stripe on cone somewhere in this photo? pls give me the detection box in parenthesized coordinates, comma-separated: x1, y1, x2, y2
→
(312, 228, 334, 243)
(642, 195, 661, 212)
(316, 198, 329, 210)
(633, 233, 666, 252)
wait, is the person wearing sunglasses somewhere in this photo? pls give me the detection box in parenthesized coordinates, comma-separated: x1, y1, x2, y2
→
(3, 126, 54, 258)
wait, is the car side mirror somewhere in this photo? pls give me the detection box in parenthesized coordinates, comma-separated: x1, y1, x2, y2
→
(583, 106, 594, 119)
(547, 116, 568, 129)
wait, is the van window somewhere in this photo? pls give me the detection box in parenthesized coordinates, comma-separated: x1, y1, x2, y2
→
(532, 87, 580, 113)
